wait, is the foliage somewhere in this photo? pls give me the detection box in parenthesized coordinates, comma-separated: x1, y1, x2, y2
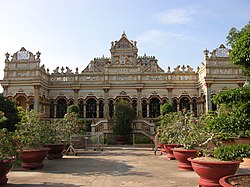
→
(227, 22, 250, 77)
(0, 112, 17, 161)
(111, 100, 136, 136)
(67, 105, 80, 114)
(133, 134, 152, 144)
(15, 109, 49, 149)
(214, 144, 250, 161)
(0, 94, 20, 131)
(160, 103, 173, 116)
(211, 87, 250, 138)
(62, 112, 85, 144)
(158, 110, 208, 149)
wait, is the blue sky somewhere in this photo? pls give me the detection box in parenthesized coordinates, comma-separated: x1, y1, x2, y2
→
(0, 0, 250, 82)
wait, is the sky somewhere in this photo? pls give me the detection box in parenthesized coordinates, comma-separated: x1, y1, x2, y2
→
(0, 0, 250, 84)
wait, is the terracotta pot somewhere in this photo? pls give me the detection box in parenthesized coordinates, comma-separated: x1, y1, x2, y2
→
(163, 144, 182, 160)
(189, 157, 240, 187)
(44, 144, 64, 159)
(219, 174, 250, 187)
(19, 148, 50, 169)
(0, 158, 15, 185)
(172, 148, 197, 170)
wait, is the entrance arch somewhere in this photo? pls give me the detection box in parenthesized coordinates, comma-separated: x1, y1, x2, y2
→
(149, 98, 160, 118)
(56, 98, 67, 118)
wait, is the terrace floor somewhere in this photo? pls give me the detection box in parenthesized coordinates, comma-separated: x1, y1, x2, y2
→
(4, 146, 250, 187)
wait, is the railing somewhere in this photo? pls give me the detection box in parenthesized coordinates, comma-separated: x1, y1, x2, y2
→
(90, 119, 155, 138)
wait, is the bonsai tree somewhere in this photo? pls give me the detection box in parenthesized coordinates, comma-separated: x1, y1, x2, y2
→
(0, 94, 20, 131)
(15, 108, 48, 149)
(111, 100, 136, 144)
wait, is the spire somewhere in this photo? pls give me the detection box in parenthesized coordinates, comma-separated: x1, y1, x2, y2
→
(122, 31, 127, 38)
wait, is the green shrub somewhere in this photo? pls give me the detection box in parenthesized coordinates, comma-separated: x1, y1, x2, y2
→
(214, 144, 250, 161)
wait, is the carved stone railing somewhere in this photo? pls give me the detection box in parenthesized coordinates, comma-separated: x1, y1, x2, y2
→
(90, 119, 155, 138)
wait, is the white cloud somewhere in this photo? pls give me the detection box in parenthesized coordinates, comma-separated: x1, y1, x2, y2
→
(153, 7, 196, 24)
(136, 29, 186, 48)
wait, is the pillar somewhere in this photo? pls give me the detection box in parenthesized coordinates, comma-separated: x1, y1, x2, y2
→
(103, 89, 109, 119)
(167, 88, 173, 104)
(147, 101, 150, 117)
(205, 83, 212, 113)
(34, 85, 41, 112)
(73, 89, 79, 105)
(136, 88, 142, 118)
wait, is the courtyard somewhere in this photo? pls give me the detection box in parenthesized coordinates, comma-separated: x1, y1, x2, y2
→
(5, 146, 250, 187)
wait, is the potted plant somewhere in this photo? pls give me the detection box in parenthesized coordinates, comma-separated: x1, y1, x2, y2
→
(111, 100, 136, 145)
(43, 119, 66, 159)
(189, 92, 250, 187)
(158, 110, 206, 169)
(15, 108, 50, 169)
(0, 112, 17, 185)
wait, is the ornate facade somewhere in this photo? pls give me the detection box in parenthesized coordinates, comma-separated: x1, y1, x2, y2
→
(0, 33, 246, 123)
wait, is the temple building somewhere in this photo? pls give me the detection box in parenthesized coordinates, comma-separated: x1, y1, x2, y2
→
(0, 32, 246, 135)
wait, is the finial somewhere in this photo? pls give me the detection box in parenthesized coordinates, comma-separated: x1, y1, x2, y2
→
(122, 31, 127, 38)
(203, 49, 209, 57)
(36, 51, 41, 59)
(5, 52, 10, 59)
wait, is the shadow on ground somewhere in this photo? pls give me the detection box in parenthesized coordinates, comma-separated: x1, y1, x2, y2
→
(5, 182, 80, 187)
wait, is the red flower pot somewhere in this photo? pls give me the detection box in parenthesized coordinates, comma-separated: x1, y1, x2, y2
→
(163, 144, 182, 160)
(189, 157, 240, 187)
(173, 148, 197, 170)
(19, 148, 50, 169)
(0, 158, 15, 184)
(219, 174, 250, 187)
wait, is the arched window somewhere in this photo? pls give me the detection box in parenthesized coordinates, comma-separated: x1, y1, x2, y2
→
(149, 98, 160, 118)
(132, 100, 137, 116)
(172, 99, 178, 112)
(56, 99, 67, 118)
(142, 100, 147, 118)
(180, 97, 190, 111)
(86, 98, 97, 118)
(192, 99, 198, 116)
(99, 100, 104, 118)
(109, 100, 114, 118)
(69, 100, 74, 106)
(50, 101, 54, 118)
(16, 96, 27, 110)
(78, 100, 84, 118)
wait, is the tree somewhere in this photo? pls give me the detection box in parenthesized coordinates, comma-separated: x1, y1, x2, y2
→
(226, 22, 250, 78)
(0, 94, 20, 131)
(112, 100, 136, 136)
(160, 103, 173, 116)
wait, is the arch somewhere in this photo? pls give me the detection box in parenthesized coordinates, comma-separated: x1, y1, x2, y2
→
(78, 100, 84, 118)
(56, 98, 67, 118)
(141, 99, 147, 118)
(115, 96, 131, 103)
(172, 98, 178, 112)
(98, 99, 104, 118)
(15, 94, 28, 110)
(162, 98, 168, 104)
(132, 99, 137, 116)
(86, 98, 97, 118)
(192, 98, 198, 116)
(108, 99, 114, 118)
(49, 100, 55, 118)
(149, 97, 160, 118)
(179, 96, 190, 111)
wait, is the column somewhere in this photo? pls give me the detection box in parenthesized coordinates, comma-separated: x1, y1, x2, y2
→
(83, 103, 86, 118)
(147, 101, 150, 117)
(34, 85, 41, 112)
(205, 83, 212, 113)
(54, 104, 57, 118)
(96, 102, 99, 118)
(103, 89, 109, 119)
(73, 89, 79, 105)
(136, 88, 142, 118)
(2, 86, 8, 97)
(167, 88, 173, 104)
